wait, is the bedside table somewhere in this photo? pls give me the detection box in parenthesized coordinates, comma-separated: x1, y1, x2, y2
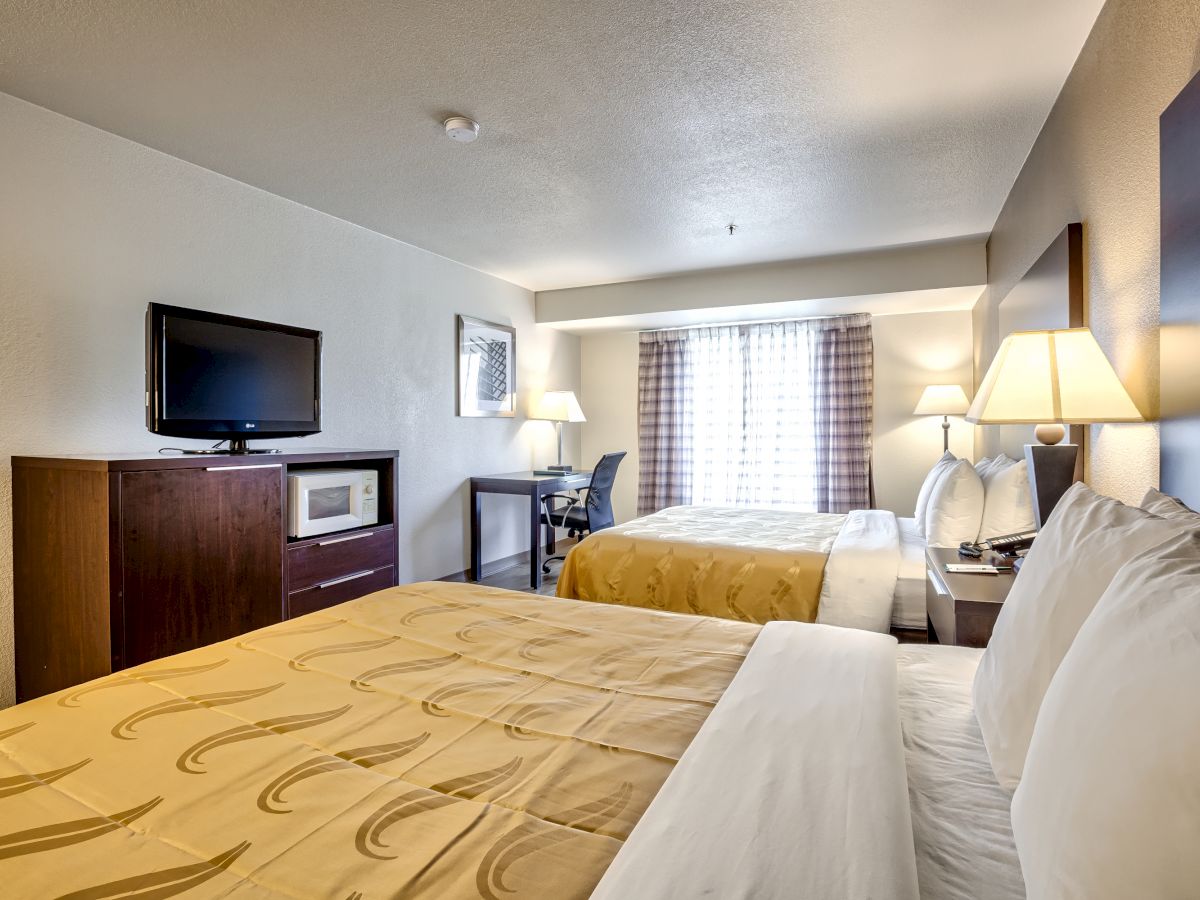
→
(925, 547, 1016, 647)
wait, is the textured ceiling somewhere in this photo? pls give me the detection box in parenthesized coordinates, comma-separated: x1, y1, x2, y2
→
(0, 0, 1104, 291)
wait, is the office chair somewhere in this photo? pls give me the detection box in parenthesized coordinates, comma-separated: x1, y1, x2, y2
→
(539, 450, 627, 574)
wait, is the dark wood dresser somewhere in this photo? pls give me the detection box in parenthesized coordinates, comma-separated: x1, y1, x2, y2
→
(12, 449, 398, 701)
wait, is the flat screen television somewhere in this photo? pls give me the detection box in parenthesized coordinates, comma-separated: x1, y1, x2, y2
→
(146, 303, 322, 453)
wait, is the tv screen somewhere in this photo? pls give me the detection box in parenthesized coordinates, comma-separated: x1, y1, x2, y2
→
(147, 303, 321, 444)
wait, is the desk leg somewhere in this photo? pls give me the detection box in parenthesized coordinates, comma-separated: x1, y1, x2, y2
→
(469, 483, 482, 582)
(529, 488, 542, 590)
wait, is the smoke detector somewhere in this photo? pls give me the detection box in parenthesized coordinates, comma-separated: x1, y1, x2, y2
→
(443, 115, 480, 143)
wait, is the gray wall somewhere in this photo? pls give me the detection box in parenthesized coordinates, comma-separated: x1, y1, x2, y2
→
(0, 93, 581, 706)
(973, 0, 1200, 501)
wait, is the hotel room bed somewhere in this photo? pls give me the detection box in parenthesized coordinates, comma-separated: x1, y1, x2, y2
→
(897, 645, 1024, 900)
(556, 504, 930, 632)
(0, 579, 1021, 899)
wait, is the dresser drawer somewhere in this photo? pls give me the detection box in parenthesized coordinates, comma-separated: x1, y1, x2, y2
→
(287, 565, 396, 618)
(288, 526, 395, 592)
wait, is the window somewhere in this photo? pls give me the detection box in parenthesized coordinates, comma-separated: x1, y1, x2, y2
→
(638, 315, 874, 515)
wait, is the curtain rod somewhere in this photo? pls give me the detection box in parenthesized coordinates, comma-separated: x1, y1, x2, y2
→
(639, 312, 870, 334)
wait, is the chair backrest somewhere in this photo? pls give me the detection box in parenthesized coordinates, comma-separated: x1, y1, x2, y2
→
(584, 451, 627, 532)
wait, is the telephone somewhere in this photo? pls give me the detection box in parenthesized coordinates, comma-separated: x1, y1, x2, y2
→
(958, 530, 1038, 559)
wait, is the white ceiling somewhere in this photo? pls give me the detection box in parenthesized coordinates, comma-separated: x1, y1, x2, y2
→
(0, 0, 1104, 291)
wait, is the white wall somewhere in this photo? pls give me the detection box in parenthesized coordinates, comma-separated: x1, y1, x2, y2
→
(871, 311, 975, 514)
(0, 93, 580, 707)
(578, 310, 975, 522)
(580, 332, 641, 523)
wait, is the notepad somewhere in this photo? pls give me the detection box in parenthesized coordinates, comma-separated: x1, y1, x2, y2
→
(945, 563, 1013, 575)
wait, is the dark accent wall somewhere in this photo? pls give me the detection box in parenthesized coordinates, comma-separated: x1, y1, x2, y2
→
(1160, 68, 1200, 508)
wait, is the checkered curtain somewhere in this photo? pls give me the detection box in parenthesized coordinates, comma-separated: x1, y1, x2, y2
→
(809, 313, 874, 513)
(636, 314, 874, 515)
(637, 330, 694, 515)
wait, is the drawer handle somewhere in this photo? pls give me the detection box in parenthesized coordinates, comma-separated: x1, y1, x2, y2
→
(317, 532, 374, 546)
(205, 464, 283, 472)
(316, 569, 375, 589)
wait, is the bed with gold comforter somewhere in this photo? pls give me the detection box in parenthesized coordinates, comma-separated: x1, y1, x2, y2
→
(556, 505, 847, 623)
(0, 581, 756, 899)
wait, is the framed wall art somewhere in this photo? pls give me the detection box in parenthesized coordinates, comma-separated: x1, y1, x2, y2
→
(457, 315, 517, 417)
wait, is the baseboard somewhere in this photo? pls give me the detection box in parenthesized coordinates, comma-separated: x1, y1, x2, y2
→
(439, 537, 581, 583)
(440, 548, 531, 582)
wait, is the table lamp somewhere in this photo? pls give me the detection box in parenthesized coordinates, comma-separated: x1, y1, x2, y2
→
(914, 384, 971, 452)
(966, 328, 1142, 526)
(533, 390, 586, 473)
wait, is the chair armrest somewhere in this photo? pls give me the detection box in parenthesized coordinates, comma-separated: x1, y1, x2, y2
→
(541, 493, 581, 529)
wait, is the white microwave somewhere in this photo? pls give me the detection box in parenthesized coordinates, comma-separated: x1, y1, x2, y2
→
(288, 468, 379, 538)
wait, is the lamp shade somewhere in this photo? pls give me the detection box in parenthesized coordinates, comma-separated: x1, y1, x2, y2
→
(913, 384, 971, 416)
(533, 390, 586, 423)
(966, 328, 1142, 424)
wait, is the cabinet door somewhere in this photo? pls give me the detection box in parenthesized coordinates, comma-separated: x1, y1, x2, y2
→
(119, 465, 283, 668)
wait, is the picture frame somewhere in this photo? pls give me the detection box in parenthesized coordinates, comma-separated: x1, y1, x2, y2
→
(457, 315, 517, 417)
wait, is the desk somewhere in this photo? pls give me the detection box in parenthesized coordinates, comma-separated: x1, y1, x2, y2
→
(470, 470, 593, 589)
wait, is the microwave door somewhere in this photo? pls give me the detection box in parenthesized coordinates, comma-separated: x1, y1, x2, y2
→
(309, 484, 353, 520)
(299, 478, 363, 535)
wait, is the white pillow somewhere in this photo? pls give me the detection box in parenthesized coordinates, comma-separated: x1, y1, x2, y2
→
(972, 482, 1188, 790)
(973, 455, 994, 476)
(977, 457, 1036, 540)
(1011, 530, 1200, 900)
(913, 451, 956, 535)
(1140, 486, 1200, 523)
(923, 459, 984, 549)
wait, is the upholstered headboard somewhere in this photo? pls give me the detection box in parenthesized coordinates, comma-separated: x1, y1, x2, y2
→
(993, 223, 1084, 476)
(1160, 69, 1200, 508)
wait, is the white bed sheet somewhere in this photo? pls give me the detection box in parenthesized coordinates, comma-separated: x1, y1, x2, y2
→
(897, 645, 1025, 900)
(894, 516, 929, 629)
(594, 623, 920, 900)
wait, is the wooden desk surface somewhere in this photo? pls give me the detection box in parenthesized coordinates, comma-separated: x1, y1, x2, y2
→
(472, 470, 592, 486)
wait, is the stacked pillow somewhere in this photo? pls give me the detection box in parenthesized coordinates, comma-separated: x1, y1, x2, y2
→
(914, 450, 957, 529)
(976, 455, 1035, 538)
(971, 483, 1188, 787)
(912, 452, 1033, 548)
(923, 459, 983, 548)
(1010, 528, 1200, 899)
(967, 482, 1200, 899)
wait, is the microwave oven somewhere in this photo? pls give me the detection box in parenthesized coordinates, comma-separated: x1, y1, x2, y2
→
(288, 468, 379, 538)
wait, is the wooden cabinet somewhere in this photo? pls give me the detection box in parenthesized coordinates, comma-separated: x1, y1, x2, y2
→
(13, 449, 398, 701)
(119, 465, 284, 668)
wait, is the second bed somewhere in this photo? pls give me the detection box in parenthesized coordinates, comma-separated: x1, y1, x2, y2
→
(556, 504, 930, 633)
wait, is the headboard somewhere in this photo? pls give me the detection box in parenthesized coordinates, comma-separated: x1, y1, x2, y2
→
(1161, 69, 1200, 508)
(993, 223, 1084, 476)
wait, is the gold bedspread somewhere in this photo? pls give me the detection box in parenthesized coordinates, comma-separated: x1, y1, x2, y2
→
(556, 505, 846, 623)
(0, 581, 758, 899)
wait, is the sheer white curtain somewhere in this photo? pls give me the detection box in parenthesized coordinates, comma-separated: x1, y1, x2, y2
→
(638, 314, 873, 515)
(687, 322, 817, 509)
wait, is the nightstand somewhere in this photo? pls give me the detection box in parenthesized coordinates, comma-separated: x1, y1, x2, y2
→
(925, 547, 1016, 647)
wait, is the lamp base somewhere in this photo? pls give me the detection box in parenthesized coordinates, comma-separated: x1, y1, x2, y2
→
(1024, 443, 1079, 528)
(1034, 422, 1067, 445)
(546, 464, 573, 473)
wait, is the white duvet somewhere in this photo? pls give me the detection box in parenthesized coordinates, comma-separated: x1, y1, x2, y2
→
(592, 621, 921, 900)
(820, 508, 903, 632)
